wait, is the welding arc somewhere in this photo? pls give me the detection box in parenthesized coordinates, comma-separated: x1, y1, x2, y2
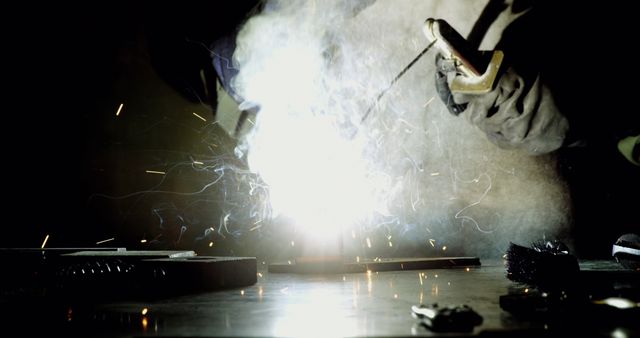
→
(359, 39, 437, 124)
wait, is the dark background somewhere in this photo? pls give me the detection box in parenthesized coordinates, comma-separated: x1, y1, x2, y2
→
(3, 2, 260, 251)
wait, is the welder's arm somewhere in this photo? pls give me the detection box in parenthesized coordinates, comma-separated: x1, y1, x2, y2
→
(211, 34, 242, 103)
(436, 57, 569, 155)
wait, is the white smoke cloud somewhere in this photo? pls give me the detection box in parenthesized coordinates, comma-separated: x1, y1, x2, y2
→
(231, 0, 571, 257)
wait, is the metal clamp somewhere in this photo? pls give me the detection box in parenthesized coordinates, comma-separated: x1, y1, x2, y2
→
(412, 303, 482, 332)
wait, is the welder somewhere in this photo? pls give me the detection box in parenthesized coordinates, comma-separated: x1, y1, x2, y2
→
(427, 0, 638, 256)
(151, 0, 638, 257)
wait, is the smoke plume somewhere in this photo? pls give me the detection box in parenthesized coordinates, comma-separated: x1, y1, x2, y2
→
(231, 0, 571, 258)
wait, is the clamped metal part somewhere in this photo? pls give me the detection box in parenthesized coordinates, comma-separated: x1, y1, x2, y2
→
(411, 303, 483, 332)
(423, 18, 504, 94)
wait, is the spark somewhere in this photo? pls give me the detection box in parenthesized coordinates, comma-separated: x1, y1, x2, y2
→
(597, 298, 638, 309)
(411, 188, 420, 212)
(524, 288, 529, 293)
(259, 287, 264, 298)
(142, 318, 148, 330)
(257, 272, 263, 278)
(442, 246, 447, 251)
(115, 103, 124, 116)
(422, 97, 435, 108)
(41, 234, 49, 248)
(393, 294, 398, 299)
(193, 161, 204, 165)
(454, 173, 495, 233)
(431, 120, 443, 153)
(141, 308, 148, 315)
(145, 170, 165, 175)
(448, 282, 451, 286)
(430, 172, 440, 176)
(388, 241, 393, 247)
(209, 242, 213, 247)
(140, 239, 147, 243)
(96, 238, 114, 245)
(402, 147, 422, 171)
(221, 213, 231, 237)
(398, 119, 415, 134)
(287, 260, 292, 265)
(366, 237, 372, 248)
(465, 267, 470, 272)
(240, 290, 245, 296)
(435, 274, 438, 278)
(419, 273, 423, 285)
(177, 225, 187, 244)
(428, 239, 435, 247)
(192, 112, 207, 122)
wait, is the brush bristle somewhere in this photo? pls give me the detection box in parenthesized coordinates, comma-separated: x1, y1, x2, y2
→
(505, 242, 579, 288)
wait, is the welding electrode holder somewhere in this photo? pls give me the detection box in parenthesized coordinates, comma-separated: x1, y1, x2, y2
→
(423, 18, 504, 94)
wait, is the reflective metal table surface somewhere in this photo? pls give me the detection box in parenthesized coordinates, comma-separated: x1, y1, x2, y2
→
(2, 260, 637, 337)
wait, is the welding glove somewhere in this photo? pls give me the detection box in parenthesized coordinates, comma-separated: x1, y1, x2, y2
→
(435, 54, 468, 116)
(435, 54, 569, 155)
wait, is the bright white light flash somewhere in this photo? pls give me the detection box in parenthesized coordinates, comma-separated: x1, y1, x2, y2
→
(239, 38, 389, 240)
(272, 287, 356, 337)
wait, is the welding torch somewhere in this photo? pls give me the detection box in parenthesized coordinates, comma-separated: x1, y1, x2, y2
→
(423, 18, 504, 94)
(360, 18, 504, 124)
